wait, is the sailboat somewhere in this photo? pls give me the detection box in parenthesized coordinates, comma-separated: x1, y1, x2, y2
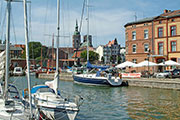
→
(73, 0, 123, 87)
(22, 0, 82, 120)
(0, 0, 32, 119)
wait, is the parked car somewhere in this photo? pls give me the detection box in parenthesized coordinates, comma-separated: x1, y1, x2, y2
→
(169, 69, 180, 78)
(154, 70, 171, 78)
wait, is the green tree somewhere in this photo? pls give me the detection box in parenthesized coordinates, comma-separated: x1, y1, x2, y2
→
(117, 56, 122, 64)
(22, 42, 48, 60)
(101, 56, 104, 64)
(80, 50, 99, 62)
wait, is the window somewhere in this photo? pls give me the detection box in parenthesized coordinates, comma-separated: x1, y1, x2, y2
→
(132, 31, 136, 40)
(132, 59, 137, 64)
(158, 27, 163, 37)
(132, 44, 136, 53)
(125, 32, 128, 41)
(171, 41, 176, 52)
(144, 44, 149, 52)
(144, 30, 148, 39)
(170, 26, 176, 36)
(158, 42, 163, 55)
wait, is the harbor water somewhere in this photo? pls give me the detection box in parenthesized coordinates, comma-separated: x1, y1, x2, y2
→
(10, 76, 180, 120)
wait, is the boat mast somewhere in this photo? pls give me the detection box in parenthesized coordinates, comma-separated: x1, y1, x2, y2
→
(23, 0, 33, 118)
(55, 0, 60, 96)
(86, 0, 89, 62)
(4, 0, 11, 101)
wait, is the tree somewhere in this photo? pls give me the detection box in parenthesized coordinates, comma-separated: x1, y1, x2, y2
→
(80, 50, 99, 62)
(22, 42, 48, 61)
(101, 56, 104, 64)
(117, 56, 122, 64)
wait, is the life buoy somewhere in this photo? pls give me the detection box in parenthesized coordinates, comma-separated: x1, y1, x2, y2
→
(119, 73, 122, 79)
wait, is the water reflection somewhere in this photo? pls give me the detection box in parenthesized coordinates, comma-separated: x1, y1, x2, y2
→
(9, 76, 180, 120)
(125, 87, 180, 119)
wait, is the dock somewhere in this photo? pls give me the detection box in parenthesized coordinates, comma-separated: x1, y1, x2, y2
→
(38, 73, 180, 90)
(38, 72, 73, 81)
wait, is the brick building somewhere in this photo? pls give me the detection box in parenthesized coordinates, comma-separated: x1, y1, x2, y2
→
(0, 44, 23, 58)
(154, 10, 180, 65)
(125, 9, 180, 72)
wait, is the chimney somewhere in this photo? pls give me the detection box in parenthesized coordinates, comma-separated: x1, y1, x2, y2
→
(164, 9, 168, 13)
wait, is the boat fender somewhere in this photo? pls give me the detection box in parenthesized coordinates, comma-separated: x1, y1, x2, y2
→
(119, 73, 122, 79)
(22, 88, 28, 98)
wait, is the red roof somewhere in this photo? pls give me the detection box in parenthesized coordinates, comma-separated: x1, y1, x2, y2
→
(72, 51, 82, 58)
(105, 39, 117, 47)
(160, 10, 180, 17)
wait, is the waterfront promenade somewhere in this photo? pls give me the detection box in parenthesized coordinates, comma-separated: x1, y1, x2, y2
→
(38, 73, 180, 90)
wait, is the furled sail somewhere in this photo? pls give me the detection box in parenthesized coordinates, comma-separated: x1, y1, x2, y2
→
(0, 51, 5, 81)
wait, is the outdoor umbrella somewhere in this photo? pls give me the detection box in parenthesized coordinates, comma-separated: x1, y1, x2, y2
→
(134, 60, 157, 67)
(115, 61, 136, 68)
(158, 60, 180, 66)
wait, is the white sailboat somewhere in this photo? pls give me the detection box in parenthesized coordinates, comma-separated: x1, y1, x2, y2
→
(0, 0, 31, 119)
(73, 0, 122, 87)
(23, 0, 82, 120)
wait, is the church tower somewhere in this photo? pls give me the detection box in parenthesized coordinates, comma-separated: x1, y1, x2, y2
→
(72, 20, 81, 49)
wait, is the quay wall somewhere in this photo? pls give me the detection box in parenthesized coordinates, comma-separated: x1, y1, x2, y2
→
(38, 73, 73, 81)
(123, 78, 180, 90)
(38, 73, 180, 90)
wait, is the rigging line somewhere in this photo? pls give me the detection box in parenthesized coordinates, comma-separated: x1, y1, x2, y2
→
(91, 3, 97, 47)
(61, 0, 67, 47)
(0, 0, 3, 27)
(11, 10, 17, 45)
(42, 0, 49, 46)
(66, 0, 70, 60)
(28, 2, 35, 63)
(41, 0, 49, 67)
(0, 6, 7, 41)
(79, 0, 86, 33)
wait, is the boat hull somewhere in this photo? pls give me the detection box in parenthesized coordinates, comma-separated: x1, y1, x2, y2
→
(73, 74, 123, 86)
(40, 106, 78, 120)
(73, 74, 110, 86)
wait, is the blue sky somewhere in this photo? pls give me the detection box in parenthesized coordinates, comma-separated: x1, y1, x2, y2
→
(0, 0, 180, 47)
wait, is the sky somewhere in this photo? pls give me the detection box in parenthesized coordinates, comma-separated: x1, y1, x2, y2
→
(0, 0, 180, 48)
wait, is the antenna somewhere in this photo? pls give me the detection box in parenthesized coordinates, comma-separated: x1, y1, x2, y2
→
(134, 12, 137, 21)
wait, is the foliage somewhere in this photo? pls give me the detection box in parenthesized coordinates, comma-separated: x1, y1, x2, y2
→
(22, 42, 48, 60)
(101, 56, 104, 63)
(117, 56, 122, 64)
(80, 50, 99, 62)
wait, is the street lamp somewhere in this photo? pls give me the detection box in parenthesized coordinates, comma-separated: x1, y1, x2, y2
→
(147, 48, 151, 78)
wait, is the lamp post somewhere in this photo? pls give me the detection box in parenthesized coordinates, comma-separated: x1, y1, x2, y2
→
(147, 48, 151, 78)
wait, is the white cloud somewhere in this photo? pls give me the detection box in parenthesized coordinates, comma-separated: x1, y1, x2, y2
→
(3, 1, 134, 48)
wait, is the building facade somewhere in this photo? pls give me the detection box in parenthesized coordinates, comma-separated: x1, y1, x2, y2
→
(125, 9, 180, 72)
(0, 44, 23, 58)
(104, 38, 121, 64)
(72, 20, 81, 49)
(125, 17, 153, 64)
(95, 38, 121, 64)
(154, 10, 180, 64)
(83, 35, 93, 47)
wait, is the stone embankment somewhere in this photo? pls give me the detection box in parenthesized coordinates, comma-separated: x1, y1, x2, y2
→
(38, 73, 180, 90)
(38, 73, 73, 81)
(123, 78, 180, 90)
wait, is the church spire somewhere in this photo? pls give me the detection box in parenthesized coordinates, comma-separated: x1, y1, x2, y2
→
(74, 20, 80, 35)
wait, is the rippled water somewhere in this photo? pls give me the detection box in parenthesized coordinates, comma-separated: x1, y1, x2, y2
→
(10, 76, 180, 120)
